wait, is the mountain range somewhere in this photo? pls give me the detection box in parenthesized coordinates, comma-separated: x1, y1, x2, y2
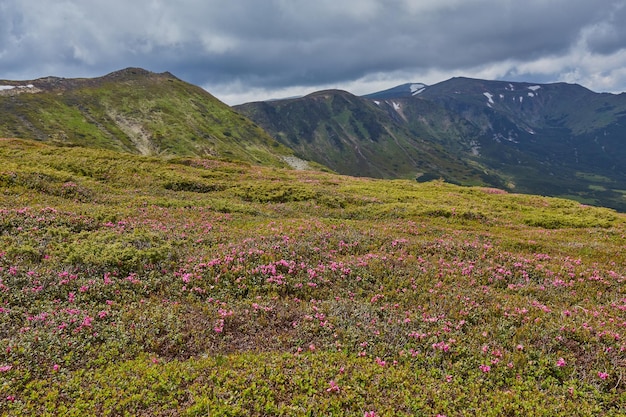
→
(236, 77, 626, 211)
(2, 68, 625, 211)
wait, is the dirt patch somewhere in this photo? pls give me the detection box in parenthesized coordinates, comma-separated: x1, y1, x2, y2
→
(281, 156, 310, 170)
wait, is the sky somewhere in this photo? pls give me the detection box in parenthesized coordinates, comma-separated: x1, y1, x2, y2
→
(2, 0, 626, 105)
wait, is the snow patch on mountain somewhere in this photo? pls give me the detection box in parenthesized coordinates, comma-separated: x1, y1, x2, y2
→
(483, 92, 495, 104)
(410, 83, 426, 95)
(0, 84, 38, 96)
(527, 85, 541, 91)
(392, 101, 401, 111)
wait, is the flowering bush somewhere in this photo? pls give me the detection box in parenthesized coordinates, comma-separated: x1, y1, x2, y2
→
(1, 139, 625, 415)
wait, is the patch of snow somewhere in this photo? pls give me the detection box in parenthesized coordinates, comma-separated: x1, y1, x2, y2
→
(527, 85, 541, 91)
(373, 100, 380, 105)
(483, 92, 494, 104)
(0, 85, 15, 91)
(392, 101, 401, 111)
(493, 132, 519, 144)
(470, 140, 481, 156)
(499, 94, 504, 99)
(519, 96, 524, 103)
(528, 92, 535, 97)
(410, 83, 426, 95)
(508, 83, 515, 91)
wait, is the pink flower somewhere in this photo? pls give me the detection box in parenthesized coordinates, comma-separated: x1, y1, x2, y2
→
(556, 358, 566, 367)
(375, 357, 386, 367)
(0, 365, 12, 372)
(479, 364, 491, 373)
(213, 319, 224, 333)
(364, 412, 378, 417)
(326, 380, 340, 393)
(309, 343, 316, 352)
(53, 364, 60, 371)
(598, 371, 609, 380)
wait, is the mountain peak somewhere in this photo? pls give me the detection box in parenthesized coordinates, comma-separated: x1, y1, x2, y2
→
(101, 67, 179, 81)
(305, 89, 355, 99)
(362, 82, 428, 100)
(102, 67, 154, 79)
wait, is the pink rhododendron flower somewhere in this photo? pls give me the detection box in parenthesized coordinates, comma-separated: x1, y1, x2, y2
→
(326, 380, 340, 392)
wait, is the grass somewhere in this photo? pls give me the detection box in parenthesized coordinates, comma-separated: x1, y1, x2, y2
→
(0, 70, 293, 167)
(1, 138, 625, 416)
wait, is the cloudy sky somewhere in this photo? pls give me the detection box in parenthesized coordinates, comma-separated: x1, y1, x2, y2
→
(2, 0, 626, 104)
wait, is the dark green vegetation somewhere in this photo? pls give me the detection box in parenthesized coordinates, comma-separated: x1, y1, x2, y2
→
(1, 138, 625, 416)
(0, 68, 293, 166)
(236, 78, 626, 212)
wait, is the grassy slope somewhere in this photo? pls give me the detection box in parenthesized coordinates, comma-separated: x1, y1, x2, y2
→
(0, 69, 293, 167)
(1, 138, 625, 416)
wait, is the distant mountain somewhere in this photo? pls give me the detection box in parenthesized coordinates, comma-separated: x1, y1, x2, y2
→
(235, 77, 626, 211)
(362, 83, 427, 100)
(235, 89, 494, 184)
(0, 68, 295, 167)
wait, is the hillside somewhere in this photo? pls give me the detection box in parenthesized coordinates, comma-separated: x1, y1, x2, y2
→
(1, 138, 625, 415)
(235, 89, 494, 184)
(0, 68, 295, 167)
(236, 78, 626, 212)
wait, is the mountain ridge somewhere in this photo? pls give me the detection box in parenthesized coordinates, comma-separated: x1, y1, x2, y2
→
(236, 77, 626, 211)
(0, 67, 295, 167)
(2, 68, 625, 211)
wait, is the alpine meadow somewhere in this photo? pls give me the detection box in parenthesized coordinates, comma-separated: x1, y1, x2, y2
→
(0, 69, 625, 416)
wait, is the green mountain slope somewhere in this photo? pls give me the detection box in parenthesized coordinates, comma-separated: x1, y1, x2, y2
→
(235, 90, 498, 185)
(236, 78, 626, 211)
(0, 68, 294, 167)
(417, 77, 626, 210)
(1, 138, 625, 415)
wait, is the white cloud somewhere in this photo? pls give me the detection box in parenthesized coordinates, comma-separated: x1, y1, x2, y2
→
(2, 0, 626, 102)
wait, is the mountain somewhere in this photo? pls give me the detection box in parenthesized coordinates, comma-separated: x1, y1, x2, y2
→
(235, 77, 626, 211)
(234, 89, 497, 185)
(0, 68, 295, 167)
(361, 82, 427, 99)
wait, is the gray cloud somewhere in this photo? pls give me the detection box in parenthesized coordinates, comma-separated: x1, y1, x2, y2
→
(2, 0, 626, 103)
